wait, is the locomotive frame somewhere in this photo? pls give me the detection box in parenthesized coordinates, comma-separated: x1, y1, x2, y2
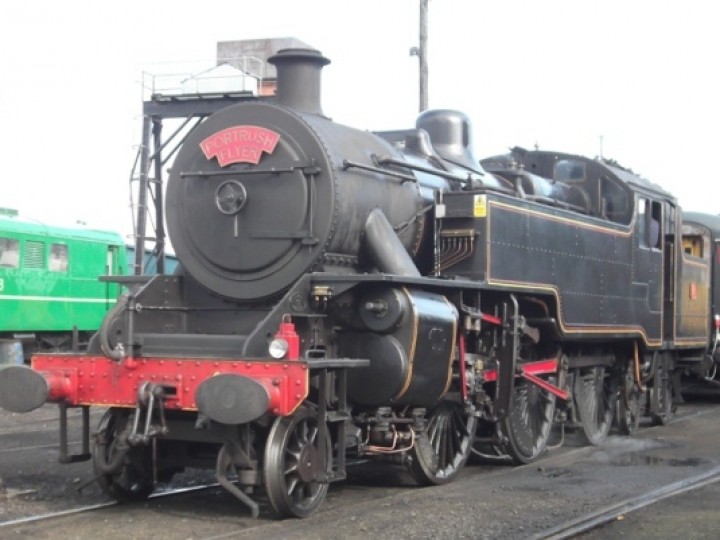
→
(0, 48, 718, 519)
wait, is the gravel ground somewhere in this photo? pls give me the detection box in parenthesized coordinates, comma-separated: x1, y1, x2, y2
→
(580, 479, 720, 539)
(2, 401, 720, 539)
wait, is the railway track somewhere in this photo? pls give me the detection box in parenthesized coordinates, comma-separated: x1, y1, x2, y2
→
(0, 483, 219, 529)
(534, 464, 720, 539)
(1, 403, 719, 538)
(9, 462, 716, 539)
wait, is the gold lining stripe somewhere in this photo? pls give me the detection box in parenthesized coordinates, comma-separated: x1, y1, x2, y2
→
(673, 254, 711, 345)
(490, 200, 634, 237)
(486, 199, 663, 347)
(395, 287, 418, 400)
(681, 258, 711, 270)
(673, 338, 709, 346)
(441, 296, 457, 397)
(487, 277, 662, 346)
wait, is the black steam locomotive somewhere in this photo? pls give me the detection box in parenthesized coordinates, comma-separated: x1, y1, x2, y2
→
(0, 48, 718, 518)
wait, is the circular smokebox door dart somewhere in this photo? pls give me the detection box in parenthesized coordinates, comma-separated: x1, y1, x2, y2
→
(215, 180, 248, 215)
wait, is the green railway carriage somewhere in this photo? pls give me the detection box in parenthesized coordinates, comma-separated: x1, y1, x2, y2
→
(0, 208, 126, 358)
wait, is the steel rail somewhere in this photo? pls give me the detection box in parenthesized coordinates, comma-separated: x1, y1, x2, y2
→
(533, 463, 720, 540)
(0, 441, 82, 454)
(0, 483, 219, 529)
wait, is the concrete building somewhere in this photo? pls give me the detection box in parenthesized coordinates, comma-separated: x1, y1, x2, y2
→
(216, 37, 316, 96)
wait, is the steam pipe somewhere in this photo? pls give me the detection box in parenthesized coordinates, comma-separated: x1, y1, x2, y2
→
(364, 208, 421, 277)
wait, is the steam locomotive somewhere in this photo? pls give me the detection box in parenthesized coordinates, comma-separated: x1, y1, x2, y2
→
(0, 48, 718, 518)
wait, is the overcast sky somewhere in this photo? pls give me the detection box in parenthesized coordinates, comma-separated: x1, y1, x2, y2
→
(1, 0, 718, 243)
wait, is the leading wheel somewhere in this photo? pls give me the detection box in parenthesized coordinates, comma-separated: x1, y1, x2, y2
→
(93, 409, 154, 502)
(263, 407, 330, 518)
(499, 376, 557, 464)
(409, 401, 477, 485)
(573, 366, 615, 445)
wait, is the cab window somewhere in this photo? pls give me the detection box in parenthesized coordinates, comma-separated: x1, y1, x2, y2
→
(637, 198, 661, 249)
(554, 159, 586, 182)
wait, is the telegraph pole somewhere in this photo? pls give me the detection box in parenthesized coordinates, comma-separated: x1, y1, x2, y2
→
(418, 0, 429, 112)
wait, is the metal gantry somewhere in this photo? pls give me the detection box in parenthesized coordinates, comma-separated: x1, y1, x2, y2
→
(130, 92, 260, 275)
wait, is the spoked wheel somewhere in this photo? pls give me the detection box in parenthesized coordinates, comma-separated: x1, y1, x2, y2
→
(93, 408, 154, 502)
(497, 376, 557, 464)
(616, 365, 642, 436)
(263, 406, 330, 518)
(409, 401, 477, 485)
(573, 366, 615, 445)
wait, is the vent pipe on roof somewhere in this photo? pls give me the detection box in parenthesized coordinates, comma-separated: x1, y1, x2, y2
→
(267, 48, 330, 116)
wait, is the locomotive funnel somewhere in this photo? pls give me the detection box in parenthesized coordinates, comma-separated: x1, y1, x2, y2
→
(268, 48, 330, 115)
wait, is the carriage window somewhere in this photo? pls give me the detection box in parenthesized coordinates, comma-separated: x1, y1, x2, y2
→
(0, 237, 20, 268)
(49, 244, 69, 272)
(683, 235, 703, 257)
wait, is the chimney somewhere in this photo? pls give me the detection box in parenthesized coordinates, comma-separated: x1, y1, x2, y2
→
(267, 48, 330, 116)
